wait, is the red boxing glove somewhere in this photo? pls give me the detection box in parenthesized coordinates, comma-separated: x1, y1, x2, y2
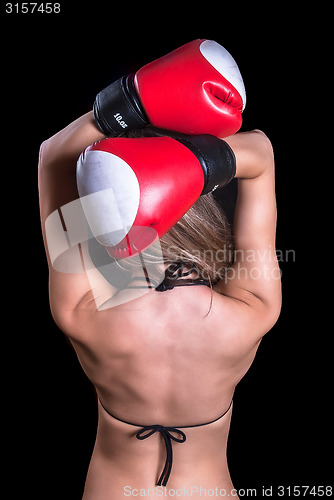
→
(94, 39, 246, 138)
(76, 133, 236, 259)
(136, 39, 246, 137)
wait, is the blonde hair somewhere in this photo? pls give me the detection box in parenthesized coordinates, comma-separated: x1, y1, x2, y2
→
(159, 193, 234, 284)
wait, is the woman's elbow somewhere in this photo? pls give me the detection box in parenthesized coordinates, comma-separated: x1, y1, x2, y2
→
(253, 129, 275, 167)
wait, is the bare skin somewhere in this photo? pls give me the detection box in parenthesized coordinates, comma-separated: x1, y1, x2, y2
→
(38, 112, 281, 499)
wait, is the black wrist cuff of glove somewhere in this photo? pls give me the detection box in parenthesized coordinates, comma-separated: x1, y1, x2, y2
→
(172, 134, 236, 195)
(93, 74, 148, 136)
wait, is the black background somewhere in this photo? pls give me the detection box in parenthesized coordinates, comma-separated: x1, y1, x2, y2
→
(2, 3, 330, 499)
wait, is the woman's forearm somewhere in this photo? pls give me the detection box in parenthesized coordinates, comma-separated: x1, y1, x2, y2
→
(224, 130, 274, 180)
(38, 111, 105, 221)
(40, 111, 105, 168)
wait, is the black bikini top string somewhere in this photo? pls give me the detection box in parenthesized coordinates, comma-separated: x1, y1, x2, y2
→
(135, 400, 233, 486)
(136, 425, 186, 487)
(155, 262, 202, 292)
(99, 399, 233, 487)
(124, 262, 201, 291)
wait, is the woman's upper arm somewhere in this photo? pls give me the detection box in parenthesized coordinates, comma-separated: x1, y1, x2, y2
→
(215, 131, 282, 323)
(38, 111, 107, 322)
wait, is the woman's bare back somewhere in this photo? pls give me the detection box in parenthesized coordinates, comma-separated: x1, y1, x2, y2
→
(64, 282, 262, 498)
